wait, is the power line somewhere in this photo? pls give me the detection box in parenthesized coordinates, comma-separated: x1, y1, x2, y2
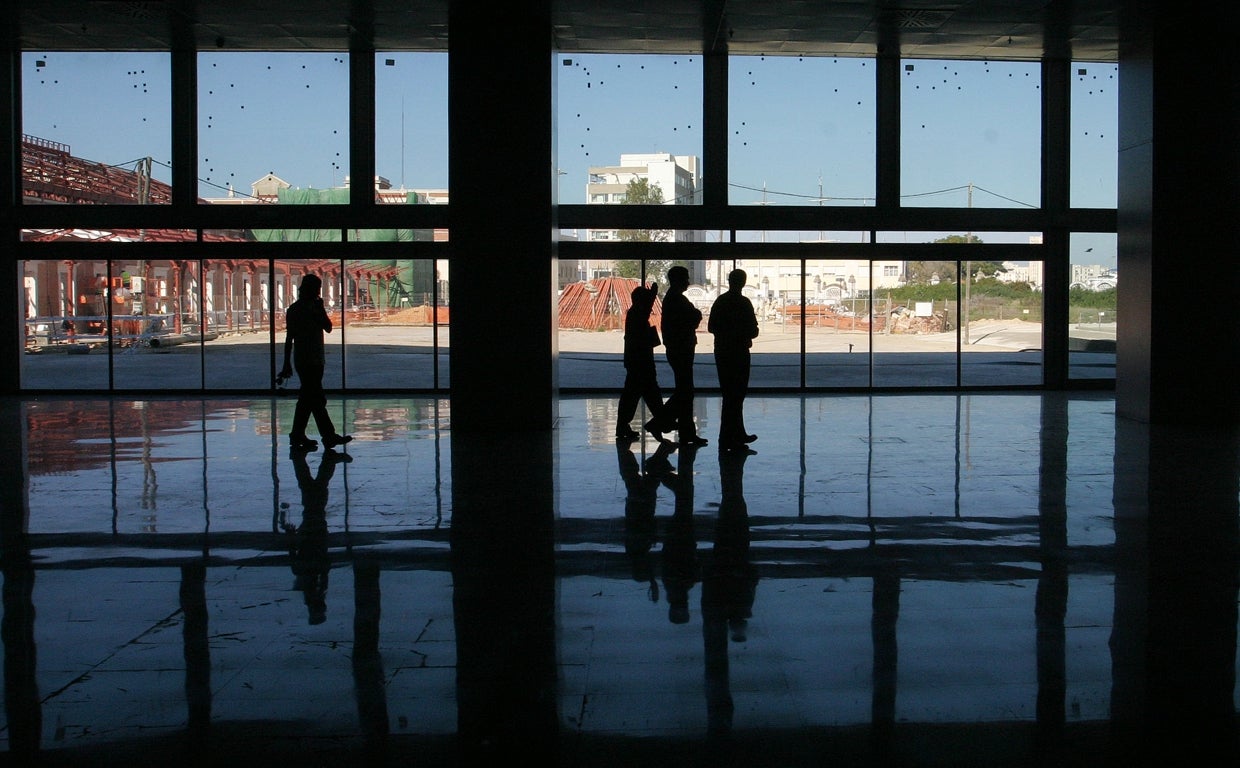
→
(730, 180, 1037, 208)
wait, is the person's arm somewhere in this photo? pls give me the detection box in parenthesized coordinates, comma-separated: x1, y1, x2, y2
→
(279, 309, 295, 378)
(318, 298, 333, 333)
(280, 331, 294, 379)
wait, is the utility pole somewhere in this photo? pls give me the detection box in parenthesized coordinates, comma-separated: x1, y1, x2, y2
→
(818, 172, 823, 242)
(963, 182, 973, 345)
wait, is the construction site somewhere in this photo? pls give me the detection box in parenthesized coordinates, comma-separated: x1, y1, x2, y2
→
(21, 135, 442, 353)
(21, 135, 941, 364)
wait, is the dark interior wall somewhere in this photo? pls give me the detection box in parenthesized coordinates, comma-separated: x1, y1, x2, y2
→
(1117, 3, 1240, 425)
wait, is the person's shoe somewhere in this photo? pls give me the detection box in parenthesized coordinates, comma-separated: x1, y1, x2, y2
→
(719, 442, 757, 455)
(681, 435, 709, 447)
(289, 435, 318, 451)
(742, 434, 758, 443)
(615, 428, 640, 440)
(643, 419, 672, 444)
(323, 433, 353, 449)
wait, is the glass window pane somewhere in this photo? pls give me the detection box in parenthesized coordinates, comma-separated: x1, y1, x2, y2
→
(198, 53, 349, 202)
(713, 259, 799, 389)
(556, 54, 702, 206)
(1069, 233, 1117, 380)
(295, 262, 344, 391)
(558, 272, 648, 391)
(1071, 63, 1118, 208)
(22, 52, 171, 204)
(203, 259, 276, 390)
(375, 53, 448, 193)
(21, 259, 111, 389)
(872, 260, 959, 387)
(111, 258, 205, 390)
(960, 261, 1043, 387)
(251, 229, 342, 243)
(901, 60, 1041, 209)
(343, 256, 447, 389)
(734, 230, 870, 244)
(876, 230, 1043, 246)
(558, 259, 712, 391)
(799, 258, 872, 388)
(729, 55, 875, 206)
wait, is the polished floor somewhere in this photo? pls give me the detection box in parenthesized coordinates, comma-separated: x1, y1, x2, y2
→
(1, 392, 1237, 767)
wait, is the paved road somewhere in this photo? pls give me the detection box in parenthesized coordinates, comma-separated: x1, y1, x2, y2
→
(21, 319, 1114, 391)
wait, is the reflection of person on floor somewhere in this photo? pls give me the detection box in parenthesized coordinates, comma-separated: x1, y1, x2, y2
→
(352, 559, 389, 763)
(618, 438, 677, 601)
(702, 447, 757, 739)
(286, 447, 351, 625)
(660, 443, 701, 624)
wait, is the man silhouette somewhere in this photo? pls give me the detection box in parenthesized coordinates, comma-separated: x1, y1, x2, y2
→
(660, 266, 707, 446)
(279, 274, 352, 451)
(707, 269, 759, 451)
(616, 284, 673, 442)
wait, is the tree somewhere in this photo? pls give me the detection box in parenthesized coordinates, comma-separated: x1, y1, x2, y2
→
(936, 234, 1006, 278)
(904, 235, 1008, 284)
(905, 261, 958, 284)
(613, 177, 672, 282)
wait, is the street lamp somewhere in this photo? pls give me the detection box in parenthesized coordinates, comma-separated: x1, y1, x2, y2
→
(848, 274, 856, 315)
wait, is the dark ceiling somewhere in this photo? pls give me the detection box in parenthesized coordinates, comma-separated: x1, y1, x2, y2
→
(11, 1, 1122, 61)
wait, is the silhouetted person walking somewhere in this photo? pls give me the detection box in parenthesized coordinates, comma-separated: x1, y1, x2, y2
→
(279, 274, 352, 452)
(660, 266, 707, 446)
(707, 269, 759, 451)
(617, 284, 673, 443)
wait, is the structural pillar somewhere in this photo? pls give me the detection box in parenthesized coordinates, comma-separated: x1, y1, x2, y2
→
(448, 0, 557, 431)
(1117, 3, 1240, 425)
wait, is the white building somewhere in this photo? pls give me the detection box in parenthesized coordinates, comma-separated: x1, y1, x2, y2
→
(585, 153, 701, 229)
(717, 257, 905, 316)
(579, 152, 704, 284)
(998, 260, 1045, 290)
(1070, 264, 1117, 290)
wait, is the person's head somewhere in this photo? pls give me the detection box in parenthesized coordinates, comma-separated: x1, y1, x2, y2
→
(727, 269, 747, 290)
(668, 266, 689, 289)
(299, 274, 323, 299)
(631, 284, 655, 309)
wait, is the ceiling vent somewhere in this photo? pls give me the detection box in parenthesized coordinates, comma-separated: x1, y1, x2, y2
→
(884, 8, 952, 30)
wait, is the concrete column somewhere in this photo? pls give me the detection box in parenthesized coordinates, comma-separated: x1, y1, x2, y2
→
(448, 0, 557, 431)
(1117, 4, 1240, 425)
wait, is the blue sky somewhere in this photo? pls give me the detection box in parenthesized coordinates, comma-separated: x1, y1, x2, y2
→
(21, 50, 1116, 265)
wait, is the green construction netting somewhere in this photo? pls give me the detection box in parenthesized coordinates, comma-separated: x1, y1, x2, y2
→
(253, 189, 436, 306)
(251, 188, 432, 243)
